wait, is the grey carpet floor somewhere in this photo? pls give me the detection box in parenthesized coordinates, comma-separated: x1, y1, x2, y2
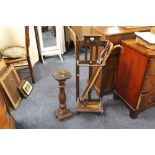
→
(12, 49, 155, 129)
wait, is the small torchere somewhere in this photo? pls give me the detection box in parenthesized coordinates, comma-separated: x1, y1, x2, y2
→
(52, 70, 73, 121)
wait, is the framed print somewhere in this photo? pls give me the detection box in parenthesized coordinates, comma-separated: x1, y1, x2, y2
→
(22, 80, 33, 95)
(18, 79, 33, 98)
(18, 79, 28, 98)
(0, 65, 21, 109)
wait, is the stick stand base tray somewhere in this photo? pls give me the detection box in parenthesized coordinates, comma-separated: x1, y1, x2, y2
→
(76, 99, 104, 113)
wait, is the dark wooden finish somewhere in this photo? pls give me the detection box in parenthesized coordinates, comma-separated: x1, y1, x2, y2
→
(52, 70, 73, 121)
(142, 76, 155, 93)
(139, 93, 155, 109)
(91, 26, 153, 97)
(76, 41, 80, 101)
(41, 26, 48, 32)
(146, 58, 155, 74)
(0, 95, 16, 129)
(34, 26, 42, 62)
(4, 26, 35, 83)
(114, 39, 155, 118)
(51, 26, 56, 37)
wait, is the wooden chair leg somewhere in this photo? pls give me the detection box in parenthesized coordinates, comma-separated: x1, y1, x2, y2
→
(27, 58, 35, 83)
(29, 65, 35, 83)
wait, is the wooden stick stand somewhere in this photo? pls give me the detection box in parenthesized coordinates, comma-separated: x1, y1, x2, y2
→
(76, 36, 105, 113)
(52, 70, 73, 121)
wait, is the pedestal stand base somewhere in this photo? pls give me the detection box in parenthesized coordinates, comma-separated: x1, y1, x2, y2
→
(76, 99, 104, 113)
(54, 109, 73, 121)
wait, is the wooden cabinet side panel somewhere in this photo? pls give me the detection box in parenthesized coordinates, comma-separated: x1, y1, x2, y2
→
(115, 45, 148, 109)
(101, 52, 120, 94)
(92, 47, 120, 96)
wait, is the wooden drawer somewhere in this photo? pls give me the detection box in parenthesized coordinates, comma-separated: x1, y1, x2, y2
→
(142, 76, 155, 92)
(139, 93, 155, 109)
(146, 58, 155, 75)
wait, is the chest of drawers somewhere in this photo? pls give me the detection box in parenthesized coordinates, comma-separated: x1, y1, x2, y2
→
(114, 39, 155, 118)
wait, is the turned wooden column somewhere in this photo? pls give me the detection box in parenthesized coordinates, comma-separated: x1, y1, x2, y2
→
(52, 70, 73, 121)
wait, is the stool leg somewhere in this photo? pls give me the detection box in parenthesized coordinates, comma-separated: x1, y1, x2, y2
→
(54, 80, 72, 121)
(58, 81, 67, 114)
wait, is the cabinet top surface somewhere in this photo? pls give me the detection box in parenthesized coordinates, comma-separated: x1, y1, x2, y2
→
(91, 26, 153, 36)
(122, 39, 155, 56)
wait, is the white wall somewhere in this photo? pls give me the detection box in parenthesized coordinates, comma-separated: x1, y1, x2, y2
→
(0, 26, 39, 66)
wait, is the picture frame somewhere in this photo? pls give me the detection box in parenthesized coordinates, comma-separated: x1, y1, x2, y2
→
(18, 79, 33, 97)
(18, 79, 28, 98)
(0, 65, 21, 109)
(22, 80, 33, 95)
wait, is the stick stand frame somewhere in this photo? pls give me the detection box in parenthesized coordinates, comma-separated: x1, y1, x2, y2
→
(76, 36, 121, 114)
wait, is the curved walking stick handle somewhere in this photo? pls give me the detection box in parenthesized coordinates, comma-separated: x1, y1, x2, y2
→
(112, 44, 124, 53)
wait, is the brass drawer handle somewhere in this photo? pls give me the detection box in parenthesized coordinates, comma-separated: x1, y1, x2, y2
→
(149, 99, 152, 103)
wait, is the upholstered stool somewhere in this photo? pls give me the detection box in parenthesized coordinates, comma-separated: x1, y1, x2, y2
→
(52, 70, 73, 121)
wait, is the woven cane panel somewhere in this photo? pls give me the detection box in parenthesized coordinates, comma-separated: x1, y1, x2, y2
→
(3, 70, 20, 105)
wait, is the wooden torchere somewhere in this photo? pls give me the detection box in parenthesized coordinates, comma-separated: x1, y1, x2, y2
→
(52, 70, 73, 121)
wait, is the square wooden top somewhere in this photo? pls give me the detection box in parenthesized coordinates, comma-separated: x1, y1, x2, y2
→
(91, 26, 153, 37)
(121, 39, 155, 57)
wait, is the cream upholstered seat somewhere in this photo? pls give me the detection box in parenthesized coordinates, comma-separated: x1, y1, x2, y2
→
(1, 46, 26, 58)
